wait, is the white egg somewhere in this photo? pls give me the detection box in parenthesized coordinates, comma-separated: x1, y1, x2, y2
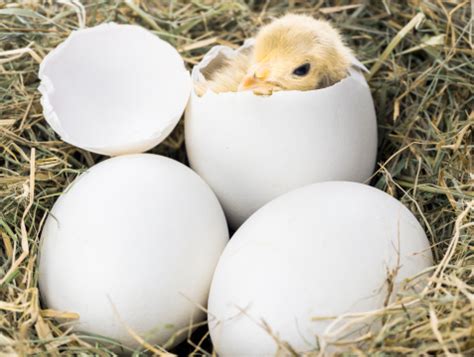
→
(39, 23, 191, 156)
(208, 181, 433, 355)
(39, 154, 228, 350)
(185, 42, 378, 228)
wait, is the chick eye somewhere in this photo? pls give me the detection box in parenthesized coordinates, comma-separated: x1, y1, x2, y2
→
(292, 63, 311, 76)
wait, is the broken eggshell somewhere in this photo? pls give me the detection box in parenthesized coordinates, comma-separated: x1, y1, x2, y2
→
(185, 41, 378, 228)
(39, 23, 191, 156)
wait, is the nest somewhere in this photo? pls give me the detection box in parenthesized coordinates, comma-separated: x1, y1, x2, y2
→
(0, 0, 472, 355)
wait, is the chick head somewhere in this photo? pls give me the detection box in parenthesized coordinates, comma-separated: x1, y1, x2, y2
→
(239, 14, 353, 95)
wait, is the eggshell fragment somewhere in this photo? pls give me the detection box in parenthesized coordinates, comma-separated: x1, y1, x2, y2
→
(208, 181, 433, 355)
(39, 23, 191, 156)
(38, 154, 228, 350)
(185, 42, 377, 228)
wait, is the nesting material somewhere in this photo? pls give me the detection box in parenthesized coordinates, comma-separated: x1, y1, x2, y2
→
(185, 42, 377, 228)
(38, 154, 229, 350)
(1, 2, 471, 355)
(208, 182, 433, 355)
(39, 23, 191, 156)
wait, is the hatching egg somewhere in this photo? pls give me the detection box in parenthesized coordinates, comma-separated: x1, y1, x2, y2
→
(208, 181, 433, 355)
(185, 42, 377, 228)
(39, 23, 191, 156)
(39, 154, 228, 350)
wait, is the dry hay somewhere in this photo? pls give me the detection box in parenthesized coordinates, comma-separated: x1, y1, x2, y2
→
(0, 0, 472, 355)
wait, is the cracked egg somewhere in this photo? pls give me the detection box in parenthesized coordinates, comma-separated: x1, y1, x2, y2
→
(39, 23, 191, 156)
(185, 42, 378, 229)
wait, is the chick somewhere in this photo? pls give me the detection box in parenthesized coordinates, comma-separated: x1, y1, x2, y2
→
(202, 14, 353, 95)
(197, 51, 251, 95)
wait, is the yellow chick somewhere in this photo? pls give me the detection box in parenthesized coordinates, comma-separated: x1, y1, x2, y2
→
(201, 14, 353, 95)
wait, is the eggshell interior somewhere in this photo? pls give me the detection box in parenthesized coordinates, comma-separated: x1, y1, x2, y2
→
(38, 154, 228, 350)
(39, 23, 191, 156)
(185, 43, 378, 228)
(208, 181, 433, 355)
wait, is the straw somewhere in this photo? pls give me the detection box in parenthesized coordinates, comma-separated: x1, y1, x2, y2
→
(0, 1, 472, 355)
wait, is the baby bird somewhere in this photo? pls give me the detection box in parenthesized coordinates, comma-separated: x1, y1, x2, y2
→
(202, 14, 353, 95)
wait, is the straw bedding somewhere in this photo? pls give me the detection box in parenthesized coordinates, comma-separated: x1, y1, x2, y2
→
(0, 0, 472, 355)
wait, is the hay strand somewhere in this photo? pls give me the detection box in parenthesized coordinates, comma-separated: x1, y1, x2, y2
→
(0, 0, 472, 355)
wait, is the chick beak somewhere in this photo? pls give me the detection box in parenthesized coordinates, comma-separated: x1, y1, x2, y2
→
(239, 66, 270, 91)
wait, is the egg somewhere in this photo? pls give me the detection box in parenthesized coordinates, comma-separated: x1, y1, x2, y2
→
(185, 42, 378, 228)
(38, 23, 191, 156)
(208, 181, 433, 355)
(38, 154, 228, 350)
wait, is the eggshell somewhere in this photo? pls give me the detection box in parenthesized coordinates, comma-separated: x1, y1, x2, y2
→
(38, 154, 228, 350)
(39, 23, 191, 156)
(185, 42, 377, 228)
(208, 181, 433, 355)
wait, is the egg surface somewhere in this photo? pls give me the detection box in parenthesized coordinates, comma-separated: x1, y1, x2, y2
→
(39, 154, 228, 350)
(185, 42, 377, 229)
(39, 23, 191, 156)
(208, 181, 433, 355)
